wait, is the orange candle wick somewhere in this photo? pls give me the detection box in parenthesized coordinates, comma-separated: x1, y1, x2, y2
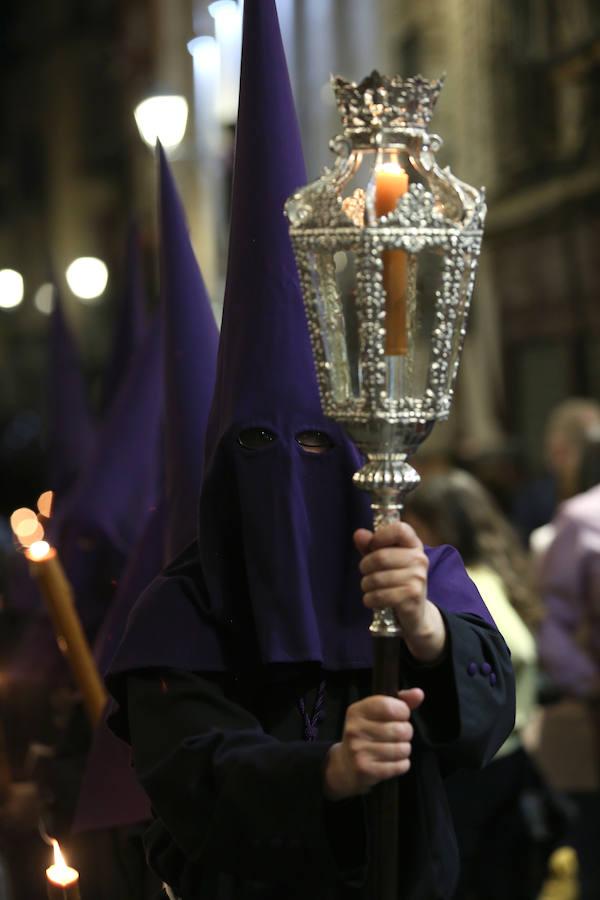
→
(375, 160, 409, 356)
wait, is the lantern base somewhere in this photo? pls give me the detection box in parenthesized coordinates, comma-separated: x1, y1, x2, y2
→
(353, 455, 420, 498)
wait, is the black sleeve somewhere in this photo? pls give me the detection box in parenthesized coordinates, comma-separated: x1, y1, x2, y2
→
(401, 612, 516, 770)
(127, 670, 367, 887)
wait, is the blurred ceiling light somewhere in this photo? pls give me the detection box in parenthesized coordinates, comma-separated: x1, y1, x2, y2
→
(0, 269, 24, 309)
(134, 95, 189, 150)
(208, 0, 242, 124)
(34, 282, 56, 315)
(187, 36, 220, 155)
(187, 36, 220, 77)
(208, 0, 239, 24)
(65, 257, 108, 302)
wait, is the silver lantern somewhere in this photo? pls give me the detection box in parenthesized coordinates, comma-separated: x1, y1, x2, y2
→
(285, 72, 486, 638)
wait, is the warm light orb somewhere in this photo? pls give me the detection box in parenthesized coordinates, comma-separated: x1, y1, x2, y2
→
(27, 540, 52, 561)
(10, 507, 46, 548)
(134, 95, 189, 150)
(0, 269, 24, 309)
(25, 540, 54, 562)
(14, 516, 41, 539)
(46, 839, 79, 888)
(65, 257, 108, 302)
(37, 490, 54, 518)
(34, 283, 56, 315)
(10, 507, 38, 532)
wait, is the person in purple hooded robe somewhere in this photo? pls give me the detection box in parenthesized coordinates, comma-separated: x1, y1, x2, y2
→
(106, 3, 515, 898)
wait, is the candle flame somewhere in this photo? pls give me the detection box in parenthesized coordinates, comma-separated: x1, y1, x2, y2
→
(377, 160, 405, 175)
(52, 839, 65, 868)
(47, 839, 79, 888)
(37, 491, 54, 518)
(27, 540, 53, 562)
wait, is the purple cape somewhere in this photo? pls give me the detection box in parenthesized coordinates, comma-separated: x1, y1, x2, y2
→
(107, 0, 494, 713)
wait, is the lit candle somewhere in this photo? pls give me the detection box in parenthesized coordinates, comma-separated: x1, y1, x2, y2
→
(46, 840, 80, 900)
(25, 540, 108, 726)
(375, 159, 409, 355)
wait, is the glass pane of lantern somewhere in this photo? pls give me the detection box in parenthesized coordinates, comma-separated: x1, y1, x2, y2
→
(334, 251, 361, 397)
(308, 251, 355, 403)
(382, 248, 442, 405)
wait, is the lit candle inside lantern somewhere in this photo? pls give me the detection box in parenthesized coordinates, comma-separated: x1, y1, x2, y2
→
(374, 157, 409, 355)
(46, 839, 80, 900)
(10, 506, 108, 727)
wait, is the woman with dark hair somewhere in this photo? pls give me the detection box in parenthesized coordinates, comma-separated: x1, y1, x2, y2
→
(405, 470, 552, 900)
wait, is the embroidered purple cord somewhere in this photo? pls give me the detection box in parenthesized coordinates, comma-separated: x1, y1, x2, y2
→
(297, 680, 326, 742)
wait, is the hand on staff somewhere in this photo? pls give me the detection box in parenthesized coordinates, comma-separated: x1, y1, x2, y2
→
(323, 689, 424, 800)
(354, 522, 447, 663)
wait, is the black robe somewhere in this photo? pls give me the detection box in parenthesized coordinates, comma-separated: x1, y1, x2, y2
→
(114, 611, 515, 900)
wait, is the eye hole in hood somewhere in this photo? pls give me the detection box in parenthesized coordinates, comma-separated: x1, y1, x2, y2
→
(295, 430, 334, 454)
(237, 427, 277, 450)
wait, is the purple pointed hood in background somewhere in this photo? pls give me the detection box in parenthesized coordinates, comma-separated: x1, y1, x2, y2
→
(47, 288, 95, 500)
(101, 222, 148, 410)
(52, 316, 163, 639)
(108, 0, 494, 693)
(159, 144, 219, 559)
(7, 290, 95, 616)
(75, 153, 218, 832)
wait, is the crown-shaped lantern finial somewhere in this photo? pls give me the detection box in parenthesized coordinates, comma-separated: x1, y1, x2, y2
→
(332, 71, 445, 146)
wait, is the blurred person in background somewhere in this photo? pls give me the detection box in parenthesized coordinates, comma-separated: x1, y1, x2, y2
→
(515, 398, 600, 545)
(536, 429, 600, 900)
(405, 470, 561, 900)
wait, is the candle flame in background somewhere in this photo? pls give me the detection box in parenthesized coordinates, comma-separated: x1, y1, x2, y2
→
(377, 159, 406, 176)
(52, 839, 65, 869)
(47, 839, 79, 888)
(27, 540, 53, 562)
(37, 490, 54, 518)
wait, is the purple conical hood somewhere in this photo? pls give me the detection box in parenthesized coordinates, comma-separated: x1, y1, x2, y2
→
(106, 0, 494, 688)
(158, 146, 218, 559)
(51, 317, 163, 638)
(47, 289, 95, 499)
(205, 0, 317, 459)
(102, 222, 148, 409)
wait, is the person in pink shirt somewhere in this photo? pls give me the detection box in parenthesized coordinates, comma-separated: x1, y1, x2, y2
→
(537, 429, 600, 900)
